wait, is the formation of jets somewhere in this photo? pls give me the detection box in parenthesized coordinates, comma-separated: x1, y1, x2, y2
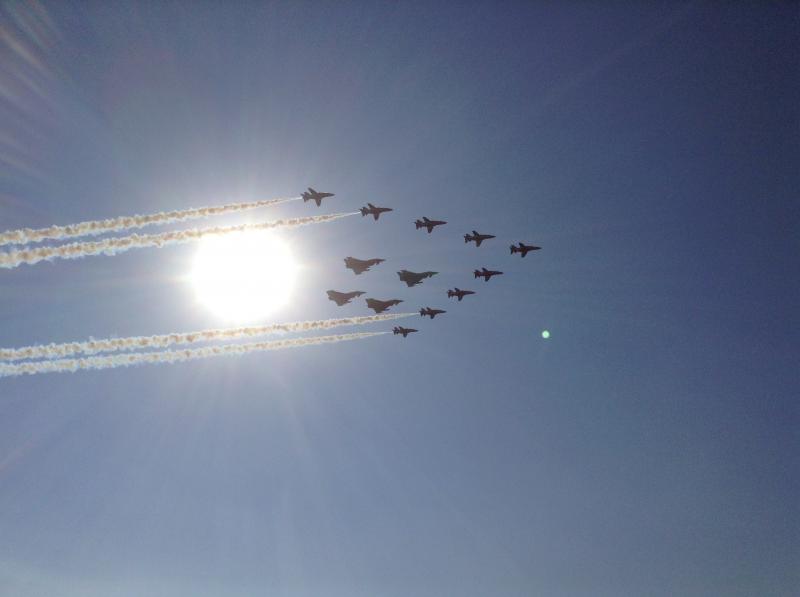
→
(305, 187, 541, 337)
(360, 203, 393, 220)
(415, 216, 447, 233)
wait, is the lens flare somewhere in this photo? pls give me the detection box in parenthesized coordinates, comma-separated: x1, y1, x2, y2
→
(191, 230, 298, 322)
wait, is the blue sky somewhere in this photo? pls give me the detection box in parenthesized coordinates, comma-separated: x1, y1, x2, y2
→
(0, 2, 798, 595)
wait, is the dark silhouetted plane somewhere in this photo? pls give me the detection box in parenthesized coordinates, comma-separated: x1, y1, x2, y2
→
(447, 288, 475, 301)
(474, 267, 504, 281)
(464, 231, 495, 247)
(302, 187, 334, 206)
(326, 290, 365, 306)
(397, 269, 438, 287)
(510, 242, 541, 257)
(415, 217, 447, 233)
(393, 326, 417, 338)
(419, 307, 446, 319)
(344, 257, 385, 275)
(360, 203, 393, 221)
(366, 298, 403, 314)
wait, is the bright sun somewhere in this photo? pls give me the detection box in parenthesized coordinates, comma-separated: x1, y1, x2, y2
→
(191, 230, 298, 322)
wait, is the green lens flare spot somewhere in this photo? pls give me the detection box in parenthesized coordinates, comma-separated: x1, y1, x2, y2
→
(541, 330, 550, 339)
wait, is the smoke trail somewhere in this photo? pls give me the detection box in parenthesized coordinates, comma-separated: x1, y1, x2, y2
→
(0, 332, 387, 378)
(0, 212, 357, 269)
(0, 313, 414, 361)
(0, 196, 300, 246)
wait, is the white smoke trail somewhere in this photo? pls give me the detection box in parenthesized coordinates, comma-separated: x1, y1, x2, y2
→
(0, 196, 300, 246)
(0, 212, 357, 269)
(0, 331, 387, 378)
(0, 313, 414, 361)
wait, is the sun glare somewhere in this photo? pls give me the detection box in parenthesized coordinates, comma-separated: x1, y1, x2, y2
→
(191, 231, 298, 322)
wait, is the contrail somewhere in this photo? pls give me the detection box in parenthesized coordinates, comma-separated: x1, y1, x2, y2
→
(0, 196, 300, 246)
(0, 212, 357, 269)
(0, 313, 414, 361)
(0, 331, 387, 378)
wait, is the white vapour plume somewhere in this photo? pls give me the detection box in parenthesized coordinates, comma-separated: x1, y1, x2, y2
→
(0, 196, 300, 246)
(0, 332, 387, 378)
(0, 212, 356, 269)
(0, 313, 414, 361)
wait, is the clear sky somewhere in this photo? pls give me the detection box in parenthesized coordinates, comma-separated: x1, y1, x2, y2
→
(1, 2, 798, 595)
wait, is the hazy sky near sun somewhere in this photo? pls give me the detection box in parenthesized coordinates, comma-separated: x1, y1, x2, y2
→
(0, 2, 798, 596)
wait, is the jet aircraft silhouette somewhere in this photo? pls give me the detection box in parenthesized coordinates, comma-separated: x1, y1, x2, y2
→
(360, 203, 393, 221)
(366, 298, 403, 314)
(419, 307, 446, 319)
(415, 217, 447, 233)
(393, 326, 418, 338)
(397, 270, 438, 287)
(510, 242, 541, 257)
(464, 231, 495, 247)
(302, 187, 334, 206)
(344, 257, 385, 275)
(474, 267, 503, 281)
(326, 290, 366, 306)
(447, 288, 475, 301)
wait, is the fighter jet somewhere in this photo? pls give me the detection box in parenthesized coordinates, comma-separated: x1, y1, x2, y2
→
(344, 257, 385, 275)
(447, 288, 475, 301)
(360, 203, 393, 221)
(326, 290, 365, 306)
(415, 217, 447, 233)
(510, 242, 541, 257)
(393, 326, 418, 338)
(419, 307, 446, 319)
(397, 270, 438, 287)
(366, 298, 403, 314)
(464, 231, 496, 247)
(302, 187, 334, 206)
(474, 267, 504, 281)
